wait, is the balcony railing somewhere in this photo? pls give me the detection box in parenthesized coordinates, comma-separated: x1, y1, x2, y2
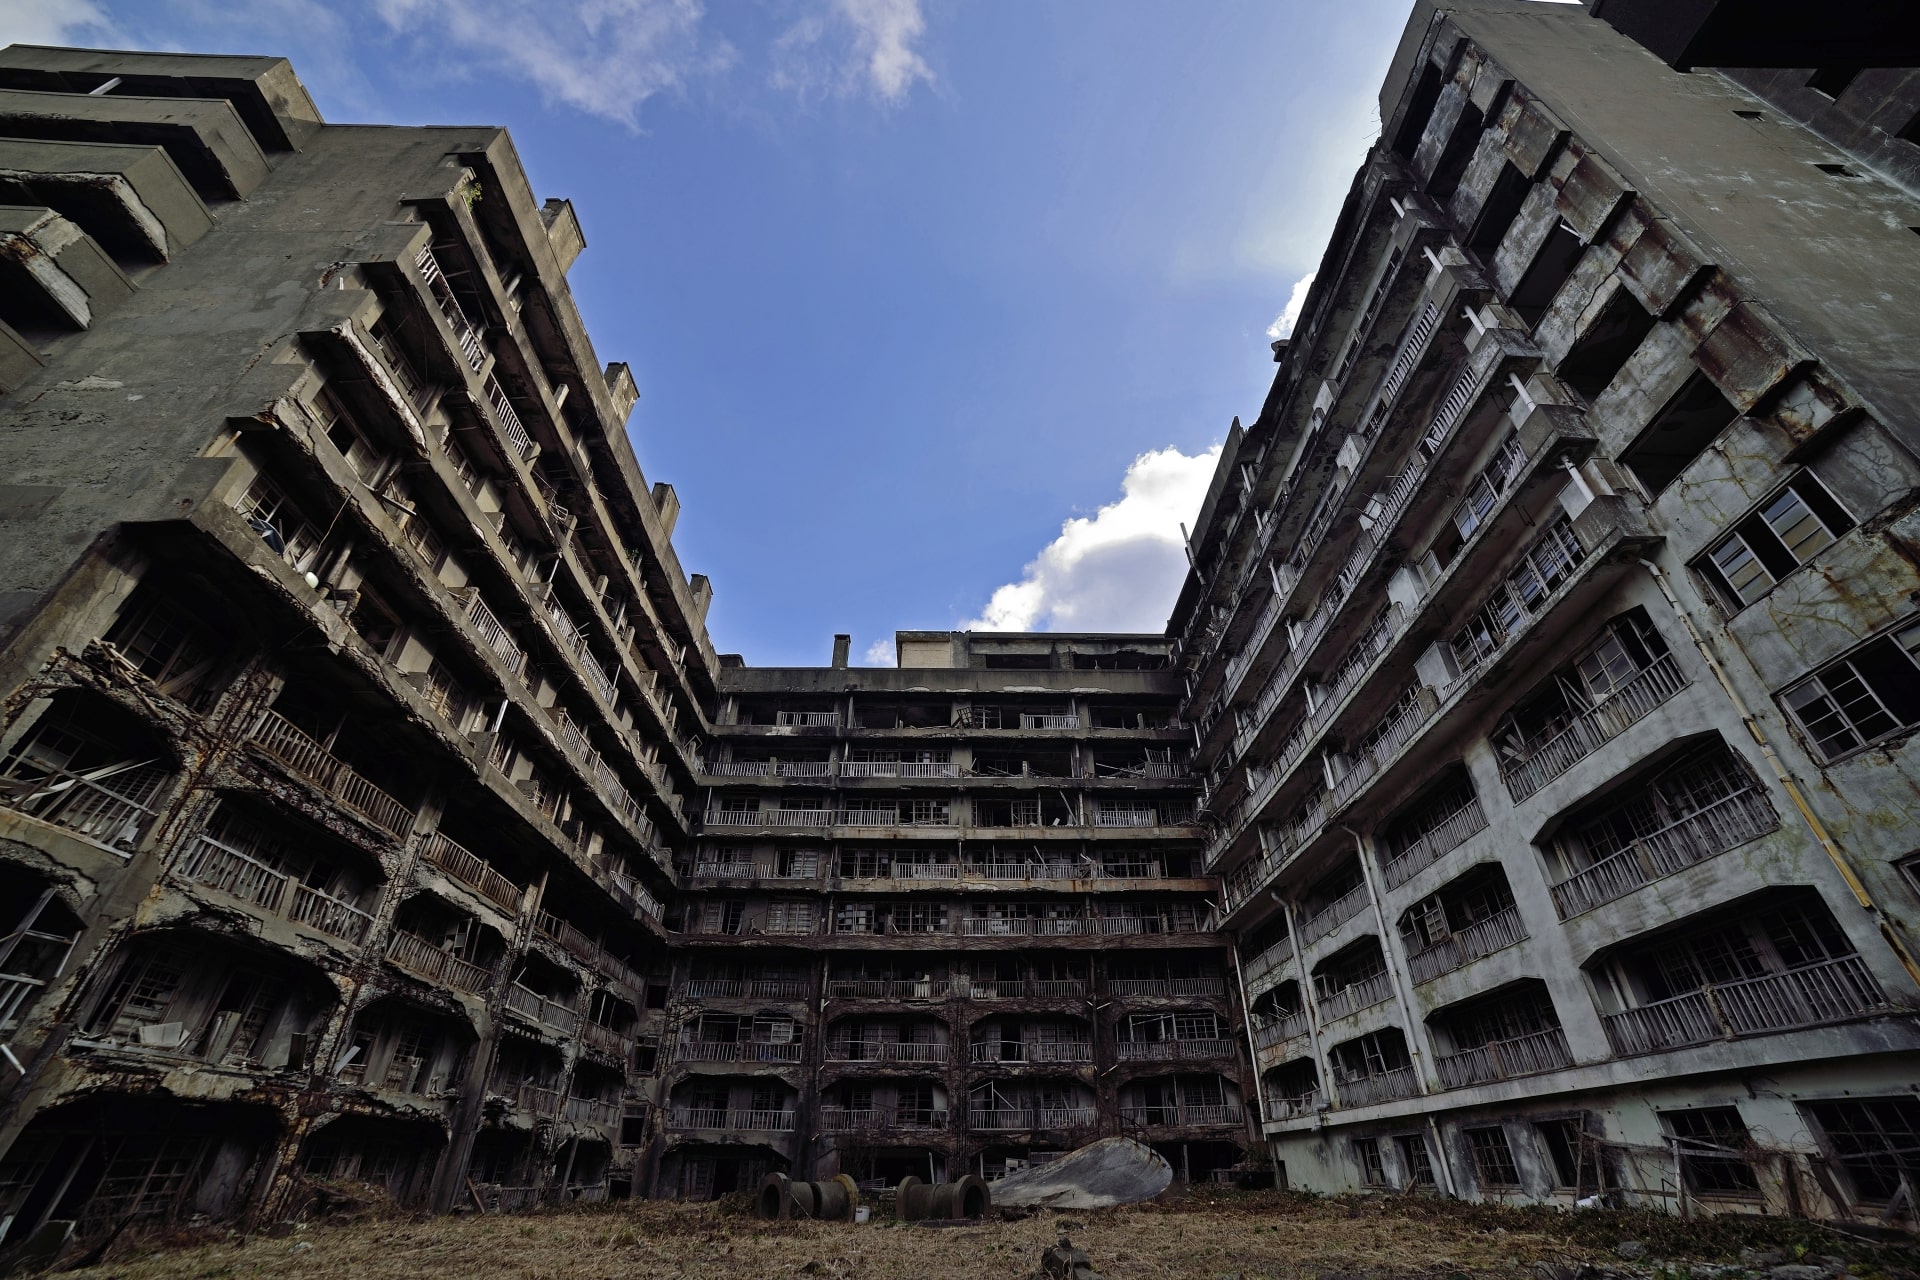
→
(1435, 1026, 1573, 1088)
(960, 916, 1088, 937)
(465, 593, 527, 677)
(1297, 883, 1371, 947)
(1380, 796, 1488, 889)
(1114, 1038, 1237, 1062)
(683, 977, 809, 999)
(565, 1095, 621, 1126)
(678, 1039, 804, 1064)
(1499, 654, 1689, 802)
(775, 711, 841, 727)
(959, 978, 1088, 1000)
(891, 862, 962, 880)
(842, 760, 959, 778)
(969, 1040, 1093, 1064)
(820, 1108, 949, 1133)
(179, 835, 373, 943)
(385, 931, 492, 995)
(826, 978, 950, 999)
(1120, 1103, 1244, 1128)
(483, 375, 537, 460)
(826, 1041, 951, 1064)
(1333, 1064, 1420, 1107)
(418, 831, 524, 913)
(249, 709, 415, 839)
(415, 244, 486, 372)
(774, 760, 833, 779)
(1107, 977, 1226, 998)
(534, 910, 600, 965)
(1600, 955, 1889, 1057)
(704, 807, 835, 828)
(579, 1021, 634, 1058)
(668, 1108, 795, 1132)
(969, 1108, 1097, 1131)
(1316, 970, 1396, 1023)
(1020, 713, 1081, 730)
(1093, 806, 1159, 828)
(1549, 786, 1777, 919)
(1405, 905, 1528, 985)
(705, 760, 771, 777)
(1252, 1012, 1309, 1050)
(1, 755, 171, 855)
(504, 982, 579, 1036)
(1265, 1088, 1323, 1120)
(511, 1082, 563, 1117)
(1243, 939, 1296, 986)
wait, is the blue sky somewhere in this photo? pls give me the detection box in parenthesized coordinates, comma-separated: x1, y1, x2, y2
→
(6, 0, 1408, 665)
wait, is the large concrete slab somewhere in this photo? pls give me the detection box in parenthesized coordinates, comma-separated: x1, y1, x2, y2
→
(0, 137, 209, 260)
(0, 85, 269, 197)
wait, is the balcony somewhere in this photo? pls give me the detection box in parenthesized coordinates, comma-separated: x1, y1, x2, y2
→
(0, 753, 171, 856)
(1242, 939, 1296, 987)
(825, 1041, 951, 1064)
(565, 1095, 620, 1126)
(1333, 1064, 1420, 1107)
(1120, 1103, 1244, 1128)
(503, 982, 579, 1036)
(959, 978, 1087, 1000)
(178, 834, 374, 944)
(683, 978, 809, 1000)
(960, 917, 1088, 937)
(968, 1108, 1097, 1132)
(1380, 795, 1488, 889)
(969, 1041, 1093, 1064)
(1405, 905, 1528, 985)
(385, 930, 492, 995)
(678, 1039, 804, 1064)
(249, 709, 415, 839)
(483, 374, 537, 461)
(1436, 1026, 1574, 1088)
(775, 711, 840, 727)
(704, 807, 834, 829)
(464, 593, 528, 678)
(668, 1108, 795, 1132)
(1114, 1038, 1238, 1063)
(826, 978, 950, 999)
(415, 244, 486, 372)
(534, 910, 600, 967)
(1265, 1089, 1324, 1121)
(1499, 654, 1689, 802)
(1020, 713, 1080, 730)
(705, 760, 771, 778)
(1549, 786, 1777, 919)
(820, 1108, 949, 1133)
(1316, 971, 1395, 1023)
(1107, 977, 1226, 998)
(1297, 884, 1371, 949)
(579, 1021, 634, 1058)
(1252, 1012, 1309, 1051)
(511, 1082, 564, 1117)
(1600, 956, 1890, 1058)
(418, 831, 524, 914)
(842, 760, 960, 779)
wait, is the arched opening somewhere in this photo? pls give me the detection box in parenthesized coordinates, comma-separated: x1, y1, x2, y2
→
(1426, 978, 1572, 1087)
(177, 798, 387, 944)
(0, 868, 84, 1036)
(298, 1114, 446, 1206)
(334, 995, 474, 1095)
(967, 1012, 1092, 1065)
(0, 689, 176, 853)
(1398, 862, 1526, 985)
(1311, 936, 1393, 1023)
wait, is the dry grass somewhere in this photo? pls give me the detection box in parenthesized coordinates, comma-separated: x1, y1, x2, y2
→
(55, 1192, 1920, 1280)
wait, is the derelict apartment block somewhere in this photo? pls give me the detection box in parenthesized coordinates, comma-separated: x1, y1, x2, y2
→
(1171, 0, 1920, 1218)
(0, 45, 711, 1231)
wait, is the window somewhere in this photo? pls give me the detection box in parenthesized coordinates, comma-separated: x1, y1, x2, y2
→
(1556, 287, 1657, 403)
(1392, 62, 1445, 158)
(1555, 743, 1772, 878)
(1466, 1126, 1520, 1188)
(1695, 472, 1855, 609)
(1355, 1137, 1387, 1187)
(105, 596, 221, 704)
(236, 473, 323, 572)
(1509, 220, 1584, 329)
(1397, 1135, 1436, 1187)
(318, 390, 388, 483)
(1661, 1107, 1759, 1195)
(1781, 620, 1920, 759)
(1468, 163, 1532, 257)
(1427, 102, 1485, 198)
(1805, 66, 1861, 99)
(1805, 1098, 1920, 1202)
(1618, 371, 1741, 493)
(1536, 1119, 1600, 1190)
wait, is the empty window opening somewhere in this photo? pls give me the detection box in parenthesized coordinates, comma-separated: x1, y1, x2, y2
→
(1661, 1107, 1760, 1196)
(1806, 66, 1862, 99)
(1618, 370, 1741, 494)
(1508, 220, 1585, 329)
(1815, 162, 1859, 177)
(1466, 1126, 1521, 1189)
(1898, 109, 1920, 145)
(1555, 287, 1657, 403)
(1354, 1137, 1388, 1187)
(1695, 470, 1855, 610)
(1427, 102, 1486, 198)
(1781, 617, 1920, 760)
(1467, 162, 1532, 257)
(1537, 1118, 1603, 1191)
(1398, 1135, 1437, 1188)
(1733, 110, 1764, 120)
(1392, 62, 1446, 158)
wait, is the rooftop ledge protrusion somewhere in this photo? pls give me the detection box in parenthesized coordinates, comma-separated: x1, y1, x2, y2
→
(540, 196, 585, 273)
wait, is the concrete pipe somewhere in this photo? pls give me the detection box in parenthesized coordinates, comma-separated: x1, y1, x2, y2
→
(894, 1175, 934, 1222)
(756, 1172, 796, 1220)
(757, 1172, 861, 1221)
(895, 1175, 990, 1222)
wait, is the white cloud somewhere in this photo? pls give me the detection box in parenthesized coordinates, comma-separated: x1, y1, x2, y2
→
(1266, 271, 1315, 340)
(372, 0, 736, 126)
(772, 0, 931, 103)
(862, 636, 897, 666)
(0, 0, 112, 46)
(961, 444, 1222, 634)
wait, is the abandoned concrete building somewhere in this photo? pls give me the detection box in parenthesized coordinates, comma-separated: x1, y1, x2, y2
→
(1168, 0, 1920, 1224)
(3, 0, 1920, 1251)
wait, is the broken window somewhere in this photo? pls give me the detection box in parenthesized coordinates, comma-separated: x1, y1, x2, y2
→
(1780, 619, 1920, 760)
(1354, 1137, 1387, 1187)
(103, 592, 224, 706)
(1536, 1118, 1602, 1190)
(0, 695, 173, 853)
(1556, 287, 1657, 403)
(1467, 162, 1532, 257)
(1509, 219, 1584, 329)
(0, 881, 83, 1035)
(1661, 1107, 1760, 1195)
(1466, 1126, 1521, 1189)
(235, 471, 324, 573)
(1805, 1098, 1920, 1204)
(1398, 1135, 1437, 1188)
(1695, 470, 1855, 610)
(1618, 370, 1741, 494)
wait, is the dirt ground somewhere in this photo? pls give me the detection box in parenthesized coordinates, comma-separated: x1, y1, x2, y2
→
(51, 1191, 1920, 1280)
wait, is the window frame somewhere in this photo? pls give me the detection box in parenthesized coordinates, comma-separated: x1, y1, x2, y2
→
(1778, 618, 1920, 763)
(1692, 470, 1855, 612)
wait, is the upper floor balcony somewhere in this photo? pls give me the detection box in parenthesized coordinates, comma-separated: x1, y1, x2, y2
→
(249, 708, 415, 840)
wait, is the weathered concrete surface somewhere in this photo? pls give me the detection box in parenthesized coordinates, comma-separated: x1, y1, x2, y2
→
(991, 1138, 1173, 1210)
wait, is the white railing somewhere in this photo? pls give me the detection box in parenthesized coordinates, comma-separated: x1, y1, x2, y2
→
(1550, 786, 1777, 918)
(668, 1108, 796, 1132)
(1020, 713, 1080, 730)
(385, 931, 491, 994)
(969, 1041, 1093, 1064)
(1094, 806, 1158, 828)
(415, 245, 486, 371)
(1114, 1038, 1237, 1062)
(1316, 970, 1395, 1022)
(842, 760, 959, 778)
(1437, 1026, 1572, 1089)
(826, 1041, 951, 1064)
(484, 375, 537, 460)
(465, 593, 526, 676)
(969, 1108, 1097, 1131)
(775, 711, 841, 727)
(1121, 1103, 1244, 1128)
(1500, 655, 1689, 802)
(1406, 905, 1528, 985)
(774, 760, 833, 779)
(250, 709, 415, 838)
(892, 862, 962, 880)
(960, 916, 1088, 936)
(1381, 796, 1488, 888)
(1601, 955, 1888, 1057)
(418, 831, 524, 913)
(705, 760, 771, 777)
(1107, 977, 1226, 997)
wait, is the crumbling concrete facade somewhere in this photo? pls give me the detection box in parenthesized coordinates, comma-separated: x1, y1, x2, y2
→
(1168, 0, 1920, 1224)
(0, 46, 1250, 1250)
